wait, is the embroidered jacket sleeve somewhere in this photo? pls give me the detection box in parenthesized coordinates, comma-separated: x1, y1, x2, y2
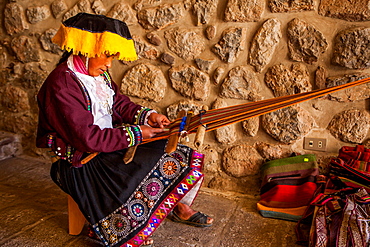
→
(36, 63, 148, 154)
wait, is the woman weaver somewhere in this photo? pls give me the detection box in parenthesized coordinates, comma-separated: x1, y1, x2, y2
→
(36, 13, 213, 247)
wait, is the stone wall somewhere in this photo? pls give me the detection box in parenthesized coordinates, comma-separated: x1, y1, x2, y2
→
(1, 0, 370, 194)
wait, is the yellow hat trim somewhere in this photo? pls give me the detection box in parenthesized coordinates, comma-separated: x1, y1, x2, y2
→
(52, 24, 138, 61)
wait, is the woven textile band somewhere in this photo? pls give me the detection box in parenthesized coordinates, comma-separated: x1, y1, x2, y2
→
(80, 75, 370, 163)
(142, 76, 370, 144)
(52, 13, 137, 61)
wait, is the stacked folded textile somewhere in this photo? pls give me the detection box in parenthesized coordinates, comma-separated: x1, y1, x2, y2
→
(257, 154, 319, 221)
(330, 145, 370, 193)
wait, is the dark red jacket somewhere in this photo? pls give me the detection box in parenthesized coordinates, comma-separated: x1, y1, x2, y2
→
(36, 62, 146, 157)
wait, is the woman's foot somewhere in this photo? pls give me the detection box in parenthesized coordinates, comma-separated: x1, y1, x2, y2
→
(169, 202, 213, 227)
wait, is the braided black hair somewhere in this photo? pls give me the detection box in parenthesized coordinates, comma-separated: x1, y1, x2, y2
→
(57, 50, 73, 66)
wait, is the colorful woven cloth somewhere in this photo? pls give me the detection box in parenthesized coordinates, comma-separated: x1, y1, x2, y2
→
(330, 145, 370, 192)
(52, 13, 137, 61)
(337, 145, 370, 172)
(257, 154, 319, 221)
(296, 177, 370, 247)
(141, 76, 370, 146)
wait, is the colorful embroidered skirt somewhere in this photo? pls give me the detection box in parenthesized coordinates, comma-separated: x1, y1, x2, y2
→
(50, 140, 204, 247)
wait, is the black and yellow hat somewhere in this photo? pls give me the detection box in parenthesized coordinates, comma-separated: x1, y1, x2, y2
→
(52, 13, 137, 61)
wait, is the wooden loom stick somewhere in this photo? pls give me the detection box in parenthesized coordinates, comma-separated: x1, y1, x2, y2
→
(165, 110, 187, 153)
(123, 145, 137, 164)
(194, 105, 209, 150)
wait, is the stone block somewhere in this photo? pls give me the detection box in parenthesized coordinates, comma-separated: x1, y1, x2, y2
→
(0, 131, 22, 161)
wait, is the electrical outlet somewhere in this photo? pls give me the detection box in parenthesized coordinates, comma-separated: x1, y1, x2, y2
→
(303, 137, 327, 151)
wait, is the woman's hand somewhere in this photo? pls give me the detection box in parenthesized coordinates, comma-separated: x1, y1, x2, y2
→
(140, 113, 171, 140)
(147, 113, 171, 128)
(140, 125, 165, 139)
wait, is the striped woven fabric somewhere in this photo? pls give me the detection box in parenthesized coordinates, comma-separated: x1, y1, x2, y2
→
(81, 76, 370, 164)
(337, 145, 370, 172)
(330, 145, 370, 193)
(259, 183, 318, 208)
(337, 177, 370, 192)
(330, 159, 370, 191)
(256, 203, 306, 222)
(296, 177, 370, 246)
(257, 154, 319, 221)
(143, 76, 370, 145)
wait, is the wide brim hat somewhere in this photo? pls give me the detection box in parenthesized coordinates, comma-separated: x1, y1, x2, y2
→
(52, 13, 137, 61)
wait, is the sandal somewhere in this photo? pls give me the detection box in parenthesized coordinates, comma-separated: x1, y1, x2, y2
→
(167, 210, 213, 228)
